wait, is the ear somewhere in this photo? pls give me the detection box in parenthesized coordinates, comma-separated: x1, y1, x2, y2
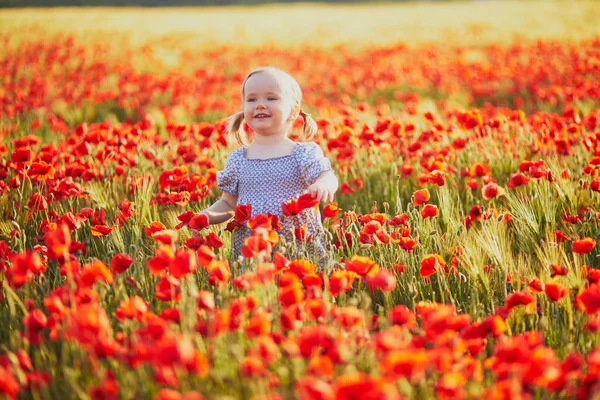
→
(288, 104, 300, 121)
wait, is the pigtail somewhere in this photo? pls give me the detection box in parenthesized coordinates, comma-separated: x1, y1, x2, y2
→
(226, 111, 246, 146)
(300, 110, 318, 141)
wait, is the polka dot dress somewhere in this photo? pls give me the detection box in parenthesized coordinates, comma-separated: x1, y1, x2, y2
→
(216, 142, 333, 267)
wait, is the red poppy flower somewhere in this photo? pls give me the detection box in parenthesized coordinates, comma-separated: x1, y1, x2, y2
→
(591, 179, 600, 193)
(282, 194, 318, 217)
(148, 246, 174, 275)
(554, 230, 569, 243)
(374, 229, 391, 244)
(507, 173, 530, 189)
(345, 255, 379, 277)
(189, 214, 209, 230)
(11, 148, 33, 166)
(240, 356, 266, 378)
(155, 275, 181, 302)
(388, 213, 408, 226)
(196, 245, 216, 268)
(295, 226, 310, 241)
(470, 162, 491, 177)
(421, 204, 439, 218)
(389, 305, 416, 328)
(79, 260, 114, 288)
(242, 231, 276, 258)
(545, 281, 569, 302)
(45, 223, 71, 260)
(550, 264, 569, 278)
(279, 272, 301, 288)
(110, 253, 133, 274)
(363, 220, 382, 234)
(583, 266, 600, 285)
(359, 232, 374, 245)
(22, 308, 48, 345)
(428, 170, 446, 186)
(398, 236, 418, 251)
(74, 141, 91, 157)
(248, 213, 282, 230)
(174, 211, 195, 229)
(504, 290, 536, 313)
(572, 237, 596, 254)
(170, 248, 197, 279)
(288, 259, 316, 278)
(184, 236, 205, 251)
(273, 252, 290, 271)
(245, 311, 271, 337)
(27, 161, 55, 181)
(322, 202, 340, 219)
(392, 263, 407, 274)
(152, 229, 178, 246)
(412, 189, 430, 206)
(333, 373, 401, 399)
(575, 284, 600, 314)
(420, 254, 445, 278)
(366, 268, 397, 292)
(156, 389, 204, 400)
(207, 260, 231, 286)
(306, 354, 335, 378)
(205, 232, 223, 249)
(197, 290, 215, 311)
(115, 296, 148, 322)
(400, 164, 414, 176)
(481, 182, 505, 200)
(302, 273, 323, 288)
(91, 225, 113, 237)
(144, 221, 166, 236)
(382, 349, 428, 379)
(340, 182, 355, 194)
(328, 271, 353, 297)
(235, 204, 252, 223)
(279, 283, 304, 306)
(296, 377, 334, 400)
(233, 272, 255, 293)
(27, 193, 48, 213)
(528, 278, 544, 293)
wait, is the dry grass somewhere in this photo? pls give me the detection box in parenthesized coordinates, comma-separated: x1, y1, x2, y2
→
(1, 0, 599, 48)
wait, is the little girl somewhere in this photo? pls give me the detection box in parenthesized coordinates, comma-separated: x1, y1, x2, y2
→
(196, 66, 338, 267)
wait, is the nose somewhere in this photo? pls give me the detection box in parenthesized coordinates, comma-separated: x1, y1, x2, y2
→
(256, 102, 266, 109)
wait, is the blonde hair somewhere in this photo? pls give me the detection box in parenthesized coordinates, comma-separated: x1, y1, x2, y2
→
(226, 67, 318, 146)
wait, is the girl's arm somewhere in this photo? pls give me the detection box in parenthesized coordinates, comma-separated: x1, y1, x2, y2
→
(201, 192, 238, 224)
(308, 170, 339, 203)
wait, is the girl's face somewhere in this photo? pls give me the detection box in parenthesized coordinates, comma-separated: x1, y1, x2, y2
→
(243, 72, 298, 138)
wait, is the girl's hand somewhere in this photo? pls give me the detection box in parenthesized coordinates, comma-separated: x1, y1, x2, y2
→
(307, 182, 335, 204)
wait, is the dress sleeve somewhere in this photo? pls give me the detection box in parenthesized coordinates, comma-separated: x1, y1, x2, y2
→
(296, 142, 332, 187)
(216, 150, 240, 195)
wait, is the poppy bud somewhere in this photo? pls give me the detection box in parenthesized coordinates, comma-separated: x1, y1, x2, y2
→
(10, 221, 20, 232)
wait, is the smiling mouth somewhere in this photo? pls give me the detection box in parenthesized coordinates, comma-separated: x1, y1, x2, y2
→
(254, 115, 270, 118)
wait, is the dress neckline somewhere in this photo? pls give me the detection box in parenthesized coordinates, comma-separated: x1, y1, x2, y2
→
(242, 143, 300, 161)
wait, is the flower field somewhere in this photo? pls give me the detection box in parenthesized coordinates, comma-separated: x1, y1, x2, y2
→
(1, 2, 600, 399)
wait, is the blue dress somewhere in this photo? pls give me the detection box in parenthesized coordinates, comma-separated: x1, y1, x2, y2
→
(216, 142, 332, 266)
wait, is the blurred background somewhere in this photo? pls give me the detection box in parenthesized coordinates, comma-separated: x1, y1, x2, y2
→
(1, 0, 597, 123)
(2, 0, 501, 6)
